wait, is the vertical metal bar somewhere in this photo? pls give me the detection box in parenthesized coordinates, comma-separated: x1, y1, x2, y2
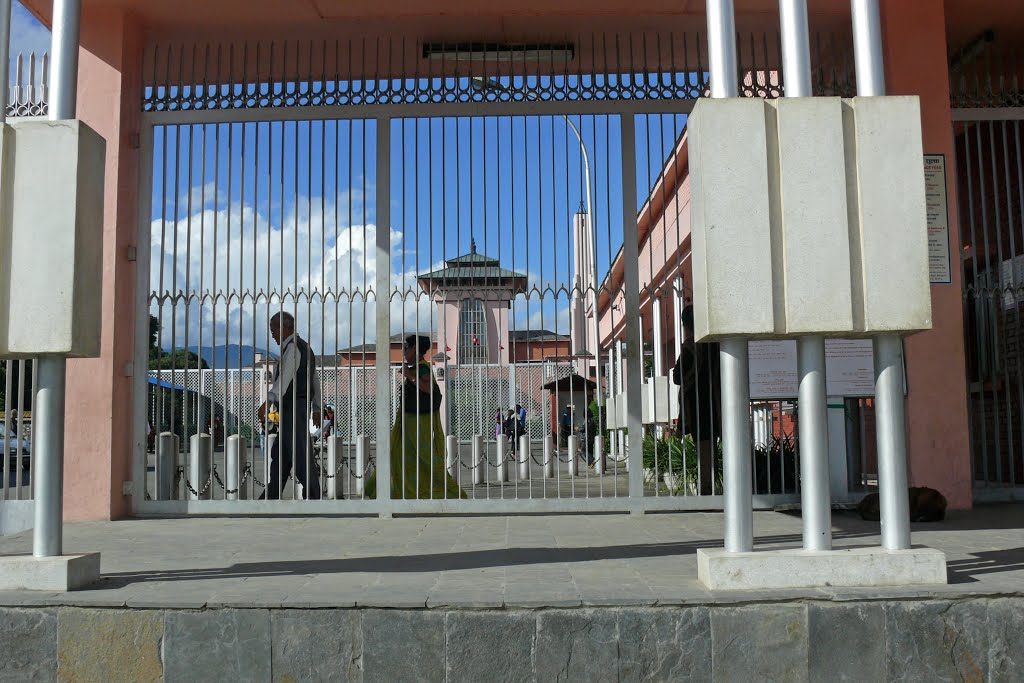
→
(134, 126, 155, 507)
(375, 118, 392, 512)
(619, 115, 645, 504)
(721, 339, 752, 550)
(33, 0, 82, 558)
(707, 0, 752, 550)
(852, 0, 911, 551)
(0, 0, 11, 118)
(780, 0, 831, 550)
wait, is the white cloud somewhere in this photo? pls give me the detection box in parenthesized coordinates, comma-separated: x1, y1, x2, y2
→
(150, 197, 441, 356)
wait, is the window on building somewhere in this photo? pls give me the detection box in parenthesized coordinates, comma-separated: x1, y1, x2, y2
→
(459, 298, 489, 365)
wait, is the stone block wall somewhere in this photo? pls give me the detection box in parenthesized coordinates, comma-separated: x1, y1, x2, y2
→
(1, 598, 1021, 681)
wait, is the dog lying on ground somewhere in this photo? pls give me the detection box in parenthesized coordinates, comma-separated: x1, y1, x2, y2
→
(857, 486, 948, 522)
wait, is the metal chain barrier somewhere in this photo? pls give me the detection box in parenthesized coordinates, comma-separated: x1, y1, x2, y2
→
(177, 465, 213, 498)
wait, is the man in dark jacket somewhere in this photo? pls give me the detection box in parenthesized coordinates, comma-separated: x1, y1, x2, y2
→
(672, 305, 721, 495)
(258, 311, 322, 500)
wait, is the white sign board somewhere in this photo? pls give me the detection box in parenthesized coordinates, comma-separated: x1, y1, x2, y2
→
(749, 339, 876, 399)
(925, 154, 952, 284)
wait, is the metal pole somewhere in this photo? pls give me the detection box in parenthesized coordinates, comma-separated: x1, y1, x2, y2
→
(797, 337, 831, 550)
(33, 0, 82, 558)
(0, 0, 11, 118)
(780, 0, 832, 551)
(851, 0, 886, 97)
(707, 0, 752, 551)
(374, 118, 392, 513)
(33, 359, 65, 556)
(721, 339, 752, 552)
(851, 0, 912, 551)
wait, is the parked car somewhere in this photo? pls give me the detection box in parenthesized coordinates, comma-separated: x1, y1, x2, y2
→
(1, 423, 31, 471)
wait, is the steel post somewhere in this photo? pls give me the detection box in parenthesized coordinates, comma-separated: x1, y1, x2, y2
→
(0, 0, 11, 118)
(798, 337, 832, 550)
(780, 0, 832, 550)
(721, 338, 753, 552)
(707, 0, 751, 552)
(852, 0, 912, 551)
(32, 0, 82, 559)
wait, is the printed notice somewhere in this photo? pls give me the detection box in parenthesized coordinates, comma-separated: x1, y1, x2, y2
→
(749, 339, 876, 399)
(925, 154, 952, 284)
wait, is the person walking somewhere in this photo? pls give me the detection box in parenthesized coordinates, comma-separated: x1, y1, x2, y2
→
(258, 311, 322, 500)
(672, 305, 721, 495)
(365, 335, 465, 500)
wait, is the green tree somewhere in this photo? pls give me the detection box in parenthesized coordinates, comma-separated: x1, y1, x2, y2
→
(147, 316, 208, 370)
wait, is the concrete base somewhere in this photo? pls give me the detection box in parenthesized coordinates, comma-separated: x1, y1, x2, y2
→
(697, 546, 947, 590)
(0, 553, 101, 591)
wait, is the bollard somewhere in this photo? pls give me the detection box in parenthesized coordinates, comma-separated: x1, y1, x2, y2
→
(496, 437, 509, 483)
(264, 433, 277, 495)
(568, 435, 579, 477)
(157, 432, 179, 500)
(189, 433, 213, 501)
(518, 435, 530, 480)
(225, 435, 248, 501)
(543, 435, 555, 478)
(610, 431, 619, 462)
(472, 434, 485, 485)
(446, 434, 459, 482)
(594, 435, 606, 475)
(356, 435, 369, 497)
(326, 436, 342, 499)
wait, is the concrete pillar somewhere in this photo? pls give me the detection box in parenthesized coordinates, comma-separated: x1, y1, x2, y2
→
(880, 0, 972, 509)
(355, 435, 369, 497)
(326, 435, 342, 500)
(63, 9, 144, 521)
(594, 435, 606, 475)
(568, 435, 579, 477)
(518, 435, 530, 480)
(188, 434, 212, 501)
(543, 435, 554, 478)
(496, 437, 508, 483)
(446, 434, 459, 482)
(472, 434, 485, 485)
(156, 432, 178, 500)
(225, 435, 247, 501)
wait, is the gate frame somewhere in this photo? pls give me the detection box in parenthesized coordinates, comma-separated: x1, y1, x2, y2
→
(130, 95, 809, 515)
(952, 105, 1024, 504)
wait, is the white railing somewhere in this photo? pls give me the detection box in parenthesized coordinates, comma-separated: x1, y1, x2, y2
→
(6, 52, 48, 118)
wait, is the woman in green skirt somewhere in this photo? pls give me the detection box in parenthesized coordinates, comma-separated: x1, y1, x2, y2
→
(365, 335, 466, 500)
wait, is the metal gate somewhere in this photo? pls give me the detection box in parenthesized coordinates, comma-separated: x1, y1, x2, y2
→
(955, 109, 1024, 498)
(133, 32, 856, 513)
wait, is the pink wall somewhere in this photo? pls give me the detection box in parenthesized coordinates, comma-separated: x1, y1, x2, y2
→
(882, 0, 973, 509)
(63, 8, 143, 521)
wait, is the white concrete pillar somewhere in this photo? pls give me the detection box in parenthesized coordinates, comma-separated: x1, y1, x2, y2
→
(594, 435, 606, 475)
(446, 434, 459, 482)
(326, 435, 342, 499)
(496, 437, 508, 483)
(355, 434, 369, 497)
(518, 435, 530, 480)
(157, 432, 179, 500)
(568, 435, 579, 477)
(225, 435, 247, 501)
(188, 433, 213, 501)
(472, 434, 485, 485)
(543, 434, 554, 478)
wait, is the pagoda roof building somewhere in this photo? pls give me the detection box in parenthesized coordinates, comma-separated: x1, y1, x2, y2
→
(417, 238, 528, 294)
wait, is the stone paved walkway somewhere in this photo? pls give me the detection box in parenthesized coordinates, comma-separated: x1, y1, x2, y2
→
(0, 504, 1021, 609)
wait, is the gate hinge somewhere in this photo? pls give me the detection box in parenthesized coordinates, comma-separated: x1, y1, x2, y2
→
(122, 481, 134, 497)
(129, 132, 141, 149)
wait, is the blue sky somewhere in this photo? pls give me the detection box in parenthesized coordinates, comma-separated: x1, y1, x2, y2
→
(3, 3, 691, 355)
(8, 2, 50, 68)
